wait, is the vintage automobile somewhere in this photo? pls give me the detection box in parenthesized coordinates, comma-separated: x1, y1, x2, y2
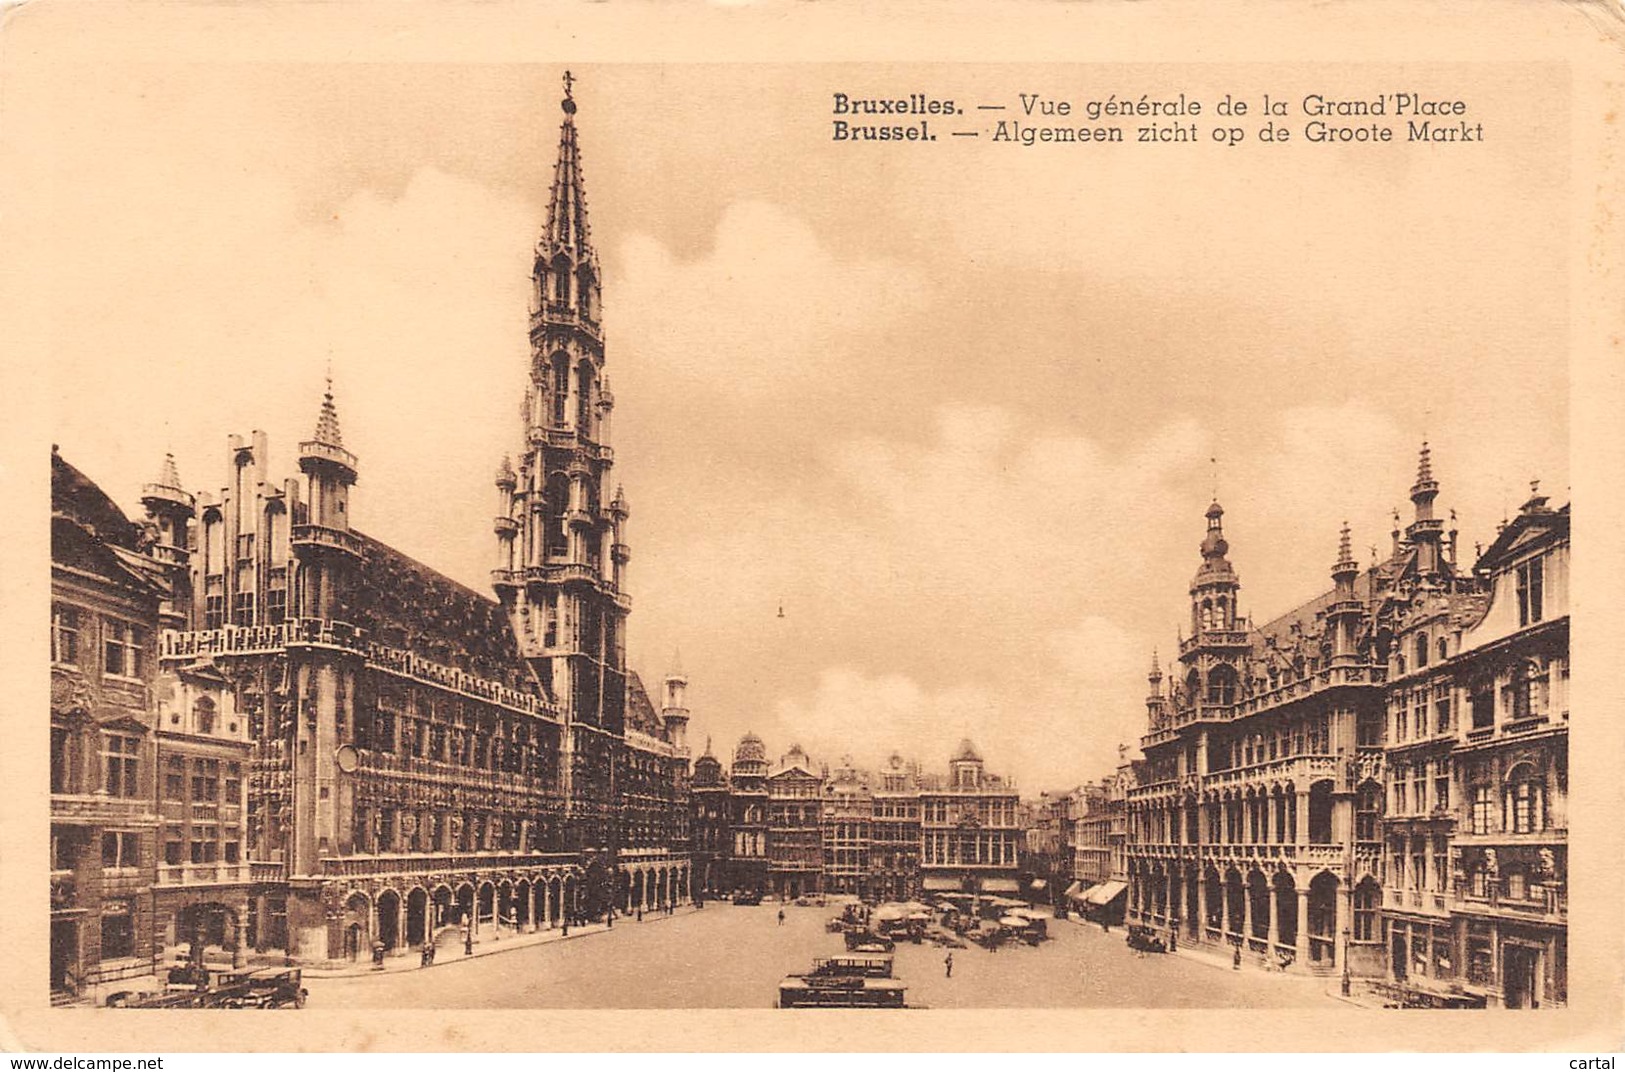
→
(108, 966, 306, 1009)
(808, 954, 893, 979)
(777, 973, 907, 1008)
(1125, 924, 1169, 953)
(732, 890, 764, 906)
(211, 967, 308, 1008)
(843, 929, 895, 953)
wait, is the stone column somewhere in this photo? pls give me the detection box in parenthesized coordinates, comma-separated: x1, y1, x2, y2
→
(1295, 792, 1309, 846)
(1242, 879, 1255, 943)
(1219, 880, 1231, 940)
(1196, 871, 1208, 937)
(1267, 882, 1280, 950)
(1296, 888, 1310, 965)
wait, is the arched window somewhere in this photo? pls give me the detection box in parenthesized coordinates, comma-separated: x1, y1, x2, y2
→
(194, 697, 216, 735)
(551, 255, 571, 304)
(543, 474, 570, 557)
(551, 354, 570, 424)
(576, 360, 595, 435)
(578, 267, 596, 319)
(1438, 636, 1450, 663)
(1185, 669, 1201, 707)
(1507, 660, 1546, 722)
(1415, 634, 1429, 668)
(1506, 763, 1544, 833)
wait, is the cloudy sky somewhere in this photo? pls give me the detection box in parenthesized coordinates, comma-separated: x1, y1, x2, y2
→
(36, 61, 1568, 791)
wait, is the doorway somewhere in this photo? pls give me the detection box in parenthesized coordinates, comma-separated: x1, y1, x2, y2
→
(50, 920, 78, 992)
(1504, 944, 1541, 1008)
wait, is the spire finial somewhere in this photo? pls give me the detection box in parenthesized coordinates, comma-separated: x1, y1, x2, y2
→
(1530, 476, 1541, 498)
(313, 373, 344, 447)
(1417, 440, 1433, 483)
(561, 70, 577, 114)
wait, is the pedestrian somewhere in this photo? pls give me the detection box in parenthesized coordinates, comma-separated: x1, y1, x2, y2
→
(944, 953, 954, 978)
(463, 925, 474, 957)
(1232, 946, 1242, 971)
(777, 908, 785, 926)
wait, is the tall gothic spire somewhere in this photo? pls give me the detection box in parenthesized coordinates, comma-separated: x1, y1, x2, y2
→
(543, 70, 595, 261)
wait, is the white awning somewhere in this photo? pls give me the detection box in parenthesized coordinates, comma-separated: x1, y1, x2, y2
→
(921, 876, 960, 892)
(1064, 881, 1086, 901)
(982, 878, 1020, 894)
(1084, 880, 1128, 906)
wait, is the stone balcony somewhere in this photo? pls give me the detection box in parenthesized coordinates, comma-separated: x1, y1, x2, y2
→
(1179, 629, 1251, 655)
(291, 523, 366, 558)
(156, 862, 256, 887)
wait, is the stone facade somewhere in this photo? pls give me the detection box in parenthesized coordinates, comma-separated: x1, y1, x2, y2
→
(49, 80, 696, 995)
(1113, 444, 1568, 1002)
(698, 738, 1016, 900)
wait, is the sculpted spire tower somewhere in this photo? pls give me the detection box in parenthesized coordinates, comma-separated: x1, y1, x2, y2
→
(493, 73, 629, 854)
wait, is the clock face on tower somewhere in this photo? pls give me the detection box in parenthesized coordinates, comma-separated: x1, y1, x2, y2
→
(335, 743, 359, 773)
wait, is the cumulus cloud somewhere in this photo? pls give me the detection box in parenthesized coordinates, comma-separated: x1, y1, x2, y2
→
(612, 201, 928, 399)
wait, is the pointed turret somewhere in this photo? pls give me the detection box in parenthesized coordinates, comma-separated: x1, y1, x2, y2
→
(1332, 520, 1358, 592)
(1328, 522, 1365, 663)
(660, 653, 690, 753)
(293, 376, 361, 620)
(141, 451, 196, 624)
(299, 377, 358, 487)
(1144, 649, 1170, 728)
(141, 452, 194, 545)
(1405, 441, 1446, 576)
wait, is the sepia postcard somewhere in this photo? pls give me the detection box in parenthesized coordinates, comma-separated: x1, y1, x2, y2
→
(2, 0, 1622, 1055)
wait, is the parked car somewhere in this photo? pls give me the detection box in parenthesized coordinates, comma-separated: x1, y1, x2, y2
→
(1125, 924, 1168, 953)
(843, 929, 895, 953)
(733, 890, 764, 906)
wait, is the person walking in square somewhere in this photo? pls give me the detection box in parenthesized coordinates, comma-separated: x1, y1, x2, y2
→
(944, 953, 954, 978)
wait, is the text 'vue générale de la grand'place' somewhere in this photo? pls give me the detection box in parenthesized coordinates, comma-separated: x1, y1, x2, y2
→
(831, 91, 1486, 146)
